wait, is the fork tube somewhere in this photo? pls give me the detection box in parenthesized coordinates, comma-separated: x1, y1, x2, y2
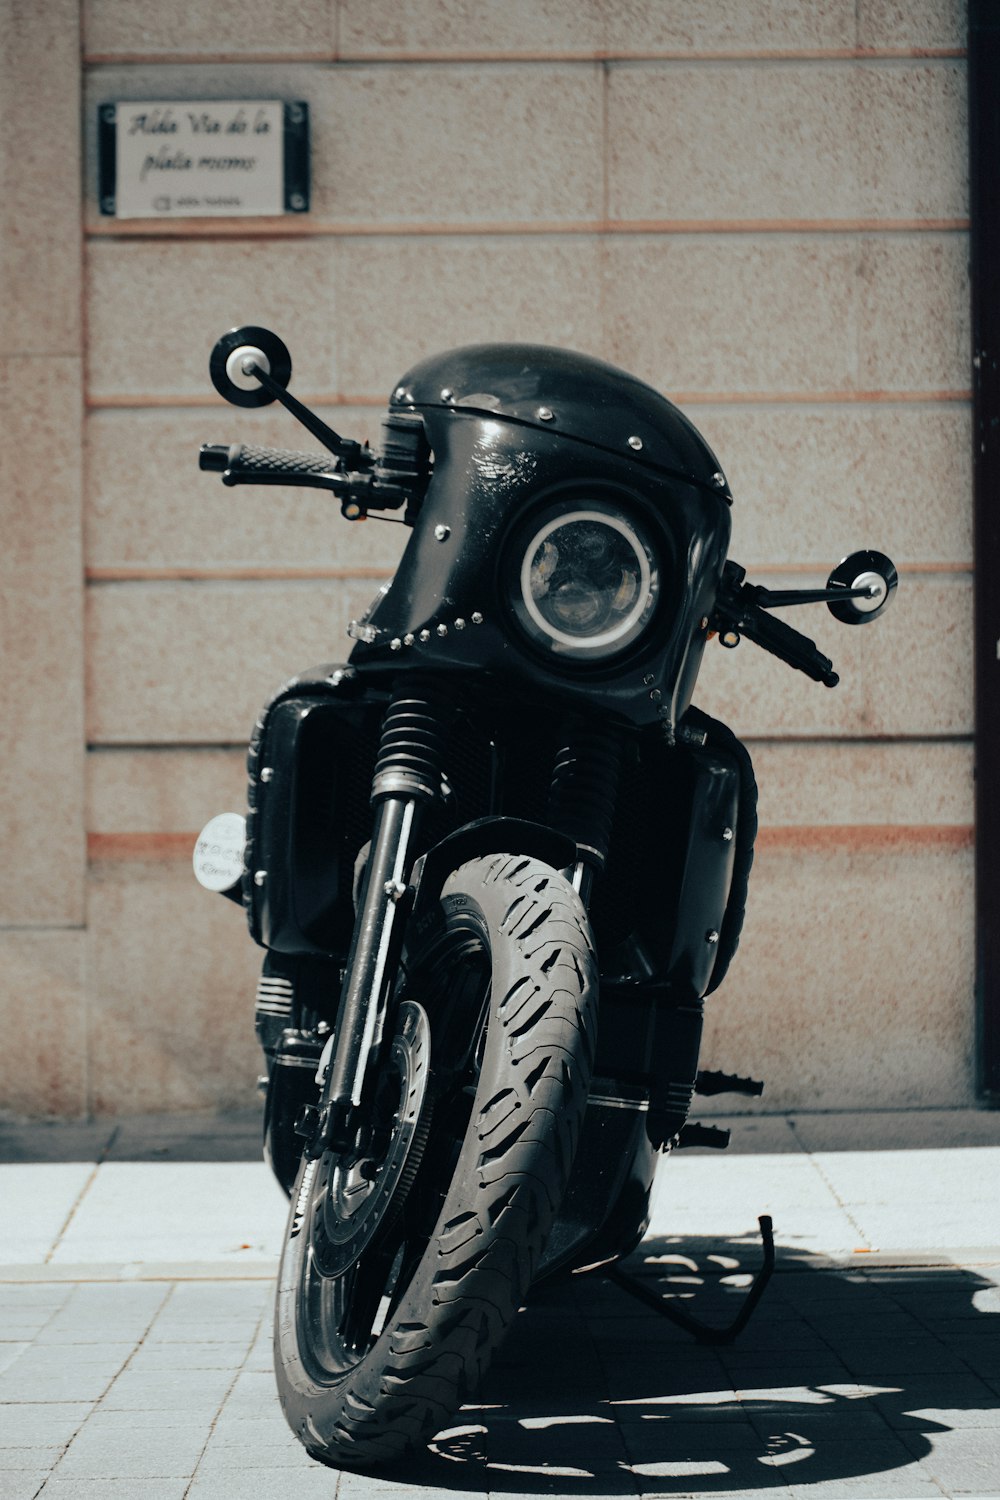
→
(324, 793, 418, 1116)
(319, 681, 452, 1152)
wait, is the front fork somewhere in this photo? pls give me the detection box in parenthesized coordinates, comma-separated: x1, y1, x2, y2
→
(308, 685, 451, 1157)
(307, 692, 624, 1158)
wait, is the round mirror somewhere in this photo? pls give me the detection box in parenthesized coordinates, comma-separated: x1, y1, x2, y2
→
(209, 326, 292, 407)
(826, 550, 898, 625)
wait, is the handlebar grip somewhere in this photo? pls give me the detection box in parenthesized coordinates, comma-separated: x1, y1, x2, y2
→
(198, 442, 339, 482)
(739, 606, 839, 687)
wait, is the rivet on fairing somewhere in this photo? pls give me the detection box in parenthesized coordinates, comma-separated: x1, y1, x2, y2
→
(436, 623, 448, 637)
(536, 407, 555, 421)
(260, 767, 274, 783)
(440, 388, 454, 402)
(254, 870, 267, 887)
(628, 435, 643, 451)
(722, 827, 734, 843)
(471, 611, 484, 625)
(706, 929, 720, 944)
(434, 524, 451, 542)
(712, 472, 727, 489)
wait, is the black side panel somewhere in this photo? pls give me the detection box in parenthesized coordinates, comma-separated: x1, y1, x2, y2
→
(590, 720, 753, 999)
(244, 671, 386, 956)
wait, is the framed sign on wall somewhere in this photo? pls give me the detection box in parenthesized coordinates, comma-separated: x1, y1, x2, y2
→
(98, 99, 310, 218)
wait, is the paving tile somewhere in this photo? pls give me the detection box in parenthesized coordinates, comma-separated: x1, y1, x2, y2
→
(0, 1166, 95, 1265)
(0, 1444, 63, 1469)
(217, 1374, 281, 1416)
(0, 1402, 93, 1449)
(186, 1463, 339, 1497)
(36, 1284, 170, 1343)
(40, 1480, 191, 1499)
(0, 1345, 134, 1402)
(900, 1422, 1000, 1492)
(126, 1340, 252, 1371)
(50, 1164, 287, 1265)
(0, 1473, 54, 1500)
(51, 1421, 206, 1479)
(97, 1366, 235, 1413)
(0, 1344, 29, 1375)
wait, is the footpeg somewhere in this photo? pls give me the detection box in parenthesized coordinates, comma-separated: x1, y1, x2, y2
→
(676, 1121, 731, 1150)
(695, 1069, 764, 1098)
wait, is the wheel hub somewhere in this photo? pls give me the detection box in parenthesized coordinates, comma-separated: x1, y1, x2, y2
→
(310, 1000, 430, 1278)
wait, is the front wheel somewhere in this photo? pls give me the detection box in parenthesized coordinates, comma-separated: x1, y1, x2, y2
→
(274, 852, 598, 1468)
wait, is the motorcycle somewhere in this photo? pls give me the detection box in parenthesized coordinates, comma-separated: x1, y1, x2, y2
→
(193, 325, 897, 1468)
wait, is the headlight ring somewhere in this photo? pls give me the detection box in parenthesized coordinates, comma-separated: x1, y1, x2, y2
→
(508, 498, 661, 661)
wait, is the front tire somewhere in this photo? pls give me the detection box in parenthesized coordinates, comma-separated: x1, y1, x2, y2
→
(274, 853, 598, 1467)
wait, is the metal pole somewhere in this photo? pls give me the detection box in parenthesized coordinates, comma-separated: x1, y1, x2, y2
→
(970, 0, 1000, 1100)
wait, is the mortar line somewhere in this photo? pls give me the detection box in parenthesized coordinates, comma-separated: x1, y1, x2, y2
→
(43, 1126, 119, 1264)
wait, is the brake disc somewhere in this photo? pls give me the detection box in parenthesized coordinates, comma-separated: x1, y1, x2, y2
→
(309, 1000, 431, 1278)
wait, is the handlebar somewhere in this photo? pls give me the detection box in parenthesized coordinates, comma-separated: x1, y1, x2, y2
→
(199, 440, 414, 518)
(712, 563, 840, 687)
(199, 442, 343, 485)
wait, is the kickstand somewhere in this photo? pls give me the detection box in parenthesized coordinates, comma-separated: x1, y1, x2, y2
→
(606, 1214, 775, 1346)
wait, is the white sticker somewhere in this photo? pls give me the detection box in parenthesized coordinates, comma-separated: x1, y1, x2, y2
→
(193, 812, 246, 892)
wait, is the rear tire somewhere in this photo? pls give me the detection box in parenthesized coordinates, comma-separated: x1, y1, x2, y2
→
(273, 852, 598, 1467)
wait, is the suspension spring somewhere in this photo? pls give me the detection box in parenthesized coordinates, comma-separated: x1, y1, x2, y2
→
(371, 678, 454, 803)
(548, 720, 623, 873)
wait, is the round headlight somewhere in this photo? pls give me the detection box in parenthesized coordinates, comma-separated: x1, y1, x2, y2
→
(511, 502, 660, 660)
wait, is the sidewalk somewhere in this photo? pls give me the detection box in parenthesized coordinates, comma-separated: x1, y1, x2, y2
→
(3, 1109, 1000, 1499)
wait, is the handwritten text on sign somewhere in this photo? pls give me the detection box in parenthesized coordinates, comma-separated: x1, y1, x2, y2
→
(115, 101, 285, 218)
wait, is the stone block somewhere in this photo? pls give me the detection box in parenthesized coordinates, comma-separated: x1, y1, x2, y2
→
(748, 740, 974, 829)
(86, 240, 337, 402)
(83, 0, 334, 58)
(0, 933, 87, 1119)
(701, 838, 975, 1109)
(87, 749, 247, 835)
(698, 402, 971, 567)
(608, 61, 966, 223)
(85, 858, 262, 1115)
(606, 0, 856, 54)
(857, 0, 968, 51)
(858, 235, 971, 392)
(86, 577, 379, 743)
(337, 234, 605, 398)
(604, 233, 969, 396)
(0, 357, 85, 925)
(0, 0, 81, 355)
(314, 63, 602, 227)
(339, 0, 607, 58)
(85, 407, 407, 572)
(340, 0, 861, 58)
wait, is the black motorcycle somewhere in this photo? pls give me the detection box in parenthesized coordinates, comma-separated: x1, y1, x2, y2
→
(193, 326, 897, 1468)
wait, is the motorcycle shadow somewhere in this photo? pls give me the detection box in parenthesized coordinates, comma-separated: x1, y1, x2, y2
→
(406, 1233, 1000, 1494)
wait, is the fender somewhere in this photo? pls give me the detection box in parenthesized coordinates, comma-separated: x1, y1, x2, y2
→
(407, 816, 578, 945)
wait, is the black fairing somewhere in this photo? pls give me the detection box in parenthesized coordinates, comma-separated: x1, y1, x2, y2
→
(350, 345, 733, 731)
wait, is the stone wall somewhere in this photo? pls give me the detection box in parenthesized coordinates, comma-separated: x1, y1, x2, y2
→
(1, 0, 972, 1116)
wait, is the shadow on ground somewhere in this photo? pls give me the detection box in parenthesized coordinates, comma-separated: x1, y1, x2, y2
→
(385, 1234, 1000, 1495)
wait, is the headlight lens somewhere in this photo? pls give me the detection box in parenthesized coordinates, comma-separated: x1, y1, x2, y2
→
(512, 502, 660, 659)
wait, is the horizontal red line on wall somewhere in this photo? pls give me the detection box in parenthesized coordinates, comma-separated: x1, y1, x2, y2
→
(88, 824, 973, 862)
(83, 48, 966, 66)
(85, 390, 973, 411)
(83, 563, 969, 583)
(85, 217, 970, 240)
(756, 824, 973, 851)
(85, 566, 392, 582)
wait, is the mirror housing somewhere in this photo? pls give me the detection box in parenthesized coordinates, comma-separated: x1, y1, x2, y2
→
(826, 550, 898, 625)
